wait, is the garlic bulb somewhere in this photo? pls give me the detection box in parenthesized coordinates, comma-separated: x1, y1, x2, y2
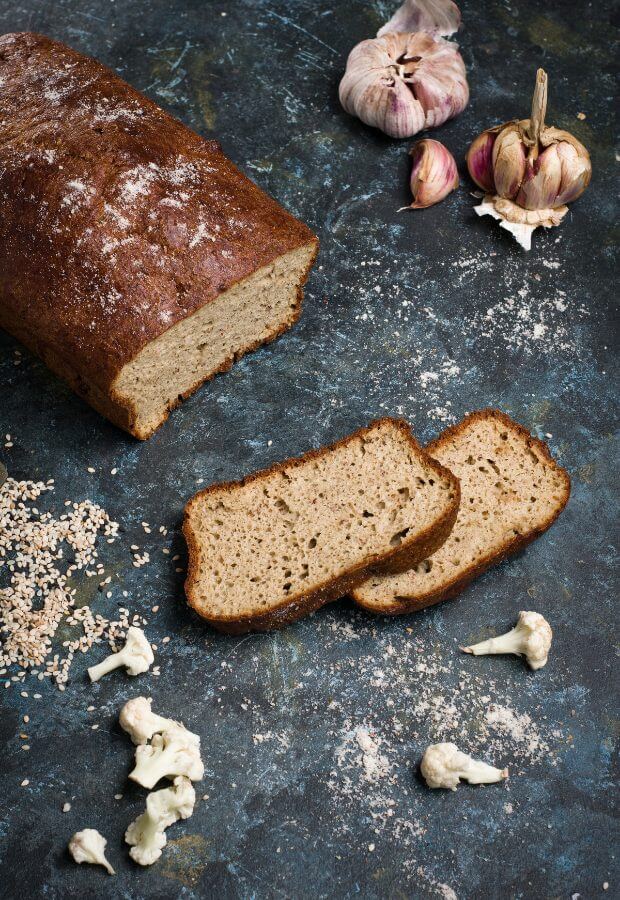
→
(378, 0, 461, 38)
(339, 33, 468, 139)
(467, 69, 592, 249)
(339, 0, 468, 139)
(402, 139, 459, 209)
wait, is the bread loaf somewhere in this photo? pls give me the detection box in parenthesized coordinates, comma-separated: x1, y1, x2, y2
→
(352, 410, 570, 614)
(183, 418, 460, 633)
(0, 33, 318, 438)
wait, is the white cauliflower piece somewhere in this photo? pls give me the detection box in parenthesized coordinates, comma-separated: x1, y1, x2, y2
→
(421, 742, 508, 790)
(461, 611, 552, 670)
(119, 696, 183, 745)
(68, 828, 115, 875)
(125, 776, 196, 866)
(129, 727, 204, 789)
(88, 627, 154, 682)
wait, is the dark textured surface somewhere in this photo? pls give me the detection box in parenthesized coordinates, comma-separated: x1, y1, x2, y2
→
(0, 1, 618, 898)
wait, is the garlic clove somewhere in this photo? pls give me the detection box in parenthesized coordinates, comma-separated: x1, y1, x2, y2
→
(516, 143, 562, 210)
(378, 0, 462, 38)
(404, 138, 459, 209)
(372, 76, 427, 140)
(554, 140, 592, 205)
(465, 129, 497, 193)
(492, 126, 526, 199)
(411, 47, 469, 126)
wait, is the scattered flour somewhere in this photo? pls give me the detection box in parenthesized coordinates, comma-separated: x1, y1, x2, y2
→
(307, 616, 563, 853)
(347, 247, 588, 426)
(335, 725, 391, 782)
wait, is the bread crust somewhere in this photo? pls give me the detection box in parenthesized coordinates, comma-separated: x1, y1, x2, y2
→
(0, 32, 318, 437)
(183, 418, 460, 633)
(351, 409, 571, 615)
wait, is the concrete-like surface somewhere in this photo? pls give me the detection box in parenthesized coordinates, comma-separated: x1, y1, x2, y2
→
(0, 1, 617, 897)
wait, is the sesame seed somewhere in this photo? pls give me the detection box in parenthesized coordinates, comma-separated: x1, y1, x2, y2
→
(0, 475, 131, 689)
(162, 636, 170, 644)
(21, 779, 29, 787)
(62, 802, 71, 812)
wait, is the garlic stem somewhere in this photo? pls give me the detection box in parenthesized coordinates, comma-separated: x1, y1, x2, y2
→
(527, 68, 548, 149)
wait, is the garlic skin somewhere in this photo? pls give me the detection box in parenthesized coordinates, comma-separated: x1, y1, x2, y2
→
(378, 0, 461, 38)
(465, 131, 496, 193)
(403, 139, 459, 209)
(339, 32, 468, 139)
(467, 69, 591, 248)
(474, 198, 568, 251)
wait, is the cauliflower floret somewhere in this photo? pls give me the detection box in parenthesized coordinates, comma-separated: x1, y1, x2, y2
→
(125, 776, 196, 866)
(68, 828, 115, 875)
(119, 696, 183, 745)
(461, 611, 552, 670)
(421, 742, 508, 790)
(88, 627, 154, 682)
(129, 727, 204, 790)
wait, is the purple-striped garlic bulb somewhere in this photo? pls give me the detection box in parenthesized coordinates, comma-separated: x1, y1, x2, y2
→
(467, 69, 592, 249)
(339, 0, 468, 139)
(402, 139, 459, 209)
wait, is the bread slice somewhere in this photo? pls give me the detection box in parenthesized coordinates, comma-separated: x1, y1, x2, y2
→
(183, 418, 460, 633)
(352, 410, 570, 615)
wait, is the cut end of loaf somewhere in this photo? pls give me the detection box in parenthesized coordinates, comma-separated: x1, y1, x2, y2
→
(183, 418, 460, 632)
(352, 409, 571, 614)
(112, 244, 317, 439)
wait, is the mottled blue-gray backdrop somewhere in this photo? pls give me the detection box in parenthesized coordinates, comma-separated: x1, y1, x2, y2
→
(0, 1, 618, 898)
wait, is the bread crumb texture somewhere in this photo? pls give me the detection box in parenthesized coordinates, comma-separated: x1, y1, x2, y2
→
(353, 410, 570, 611)
(184, 419, 458, 628)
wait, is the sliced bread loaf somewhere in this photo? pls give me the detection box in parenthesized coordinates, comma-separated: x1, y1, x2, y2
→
(183, 418, 460, 632)
(0, 34, 317, 439)
(352, 410, 570, 615)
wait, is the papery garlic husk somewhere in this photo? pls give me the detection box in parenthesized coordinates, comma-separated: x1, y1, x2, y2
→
(402, 139, 459, 209)
(474, 196, 568, 251)
(466, 69, 591, 248)
(378, 0, 461, 38)
(339, 31, 468, 139)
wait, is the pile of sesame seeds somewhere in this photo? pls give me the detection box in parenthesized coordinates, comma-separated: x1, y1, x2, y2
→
(0, 474, 141, 689)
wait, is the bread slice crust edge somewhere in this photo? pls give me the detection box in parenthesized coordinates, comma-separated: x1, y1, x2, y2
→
(183, 418, 460, 633)
(352, 409, 571, 615)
